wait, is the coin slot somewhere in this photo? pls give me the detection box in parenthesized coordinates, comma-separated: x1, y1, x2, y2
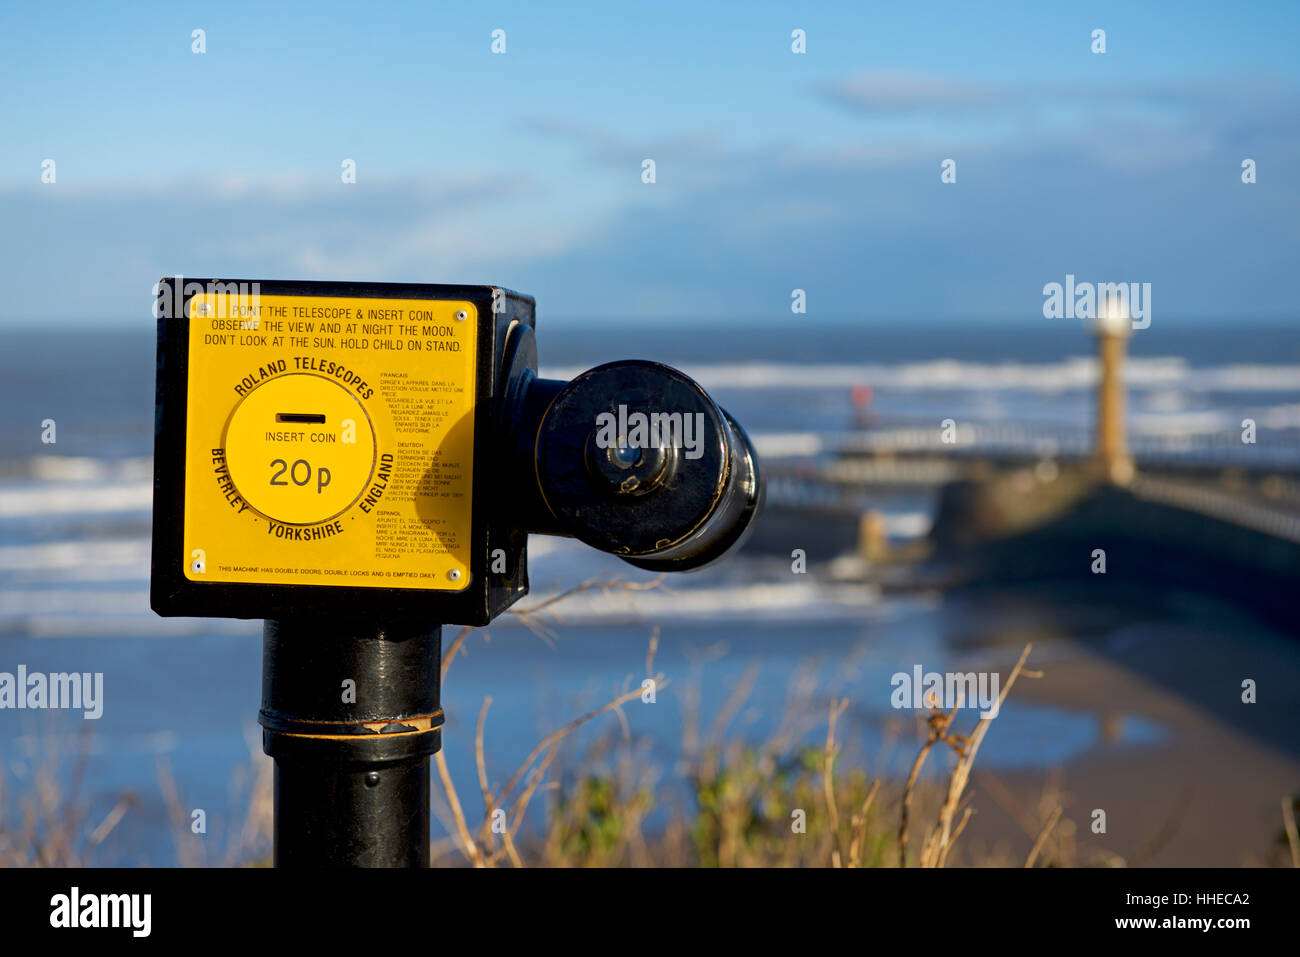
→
(276, 413, 327, 424)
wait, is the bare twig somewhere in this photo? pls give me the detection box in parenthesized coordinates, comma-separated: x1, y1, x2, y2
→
(1283, 796, 1300, 869)
(510, 576, 668, 641)
(434, 749, 481, 866)
(87, 795, 134, 847)
(823, 698, 849, 867)
(949, 806, 975, 852)
(645, 626, 659, 678)
(898, 704, 954, 867)
(1128, 789, 1192, 867)
(475, 696, 494, 818)
(848, 780, 881, 868)
(707, 664, 759, 745)
(441, 625, 479, 680)
(493, 677, 666, 829)
(1025, 805, 1063, 868)
(921, 644, 1036, 868)
(156, 758, 201, 868)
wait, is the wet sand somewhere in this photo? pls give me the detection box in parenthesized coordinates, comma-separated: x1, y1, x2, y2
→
(953, 608, 1300, 866)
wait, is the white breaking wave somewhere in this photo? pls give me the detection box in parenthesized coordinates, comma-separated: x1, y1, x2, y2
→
(0, 481, 151, 518)
(509, 579, 882, 624)
(0, 539, 150, 583)
(0, 579, 884, 635)
(543, 358, 1300, 393)
(1129, 410, 1236, 436)
(1193, 365, 1300, 392)
(0, 539, 148, 571)
(16, 616, 256, 639)
(1256, 403, 1300, 429)
(752, 432, 825, 457)
(28, 455, 153, 482)
(0, 588, 148, 616)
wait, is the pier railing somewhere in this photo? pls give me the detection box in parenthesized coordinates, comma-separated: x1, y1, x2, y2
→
(759, 420, 1300, 524)
(758, 420, 1300, 470)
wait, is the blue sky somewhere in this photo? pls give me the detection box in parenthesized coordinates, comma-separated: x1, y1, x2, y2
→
(2, 1, 1298, 324)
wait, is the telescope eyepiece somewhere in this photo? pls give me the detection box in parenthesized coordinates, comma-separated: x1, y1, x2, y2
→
(531, 360, 763, 571)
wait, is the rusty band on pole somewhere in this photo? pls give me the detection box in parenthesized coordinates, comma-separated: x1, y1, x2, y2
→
(260, 618, 443, 867)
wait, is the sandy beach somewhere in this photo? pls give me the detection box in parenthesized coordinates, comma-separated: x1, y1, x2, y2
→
(946, 595, 1300, 866)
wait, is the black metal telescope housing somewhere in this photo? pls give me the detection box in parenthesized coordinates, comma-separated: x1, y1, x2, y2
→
(151, 281, 762, 866)
(498, 321, 762, 571)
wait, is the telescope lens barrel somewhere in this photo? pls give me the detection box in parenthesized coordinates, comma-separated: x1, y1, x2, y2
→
(532, 360, 763, 571)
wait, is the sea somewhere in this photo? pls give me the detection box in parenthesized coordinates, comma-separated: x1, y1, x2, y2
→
(1, 317, 1298, 864)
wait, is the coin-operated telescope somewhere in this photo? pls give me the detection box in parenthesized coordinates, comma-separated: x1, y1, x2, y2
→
(151, 279, 762, 866)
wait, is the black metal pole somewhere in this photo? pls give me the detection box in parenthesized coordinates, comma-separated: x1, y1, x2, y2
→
(259, 618, 443, 867)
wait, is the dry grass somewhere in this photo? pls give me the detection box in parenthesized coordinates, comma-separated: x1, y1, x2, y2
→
(430, 584, 1053, 868)
(4, 580, 1295, 868)
(156, 724, 273, 867)
(431, 578, 670, 867)
(0, 723, 132, 866)
(0, 719, 272, 868)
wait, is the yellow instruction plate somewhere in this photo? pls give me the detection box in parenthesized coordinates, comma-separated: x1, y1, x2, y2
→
(181, 292, 476, 590)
